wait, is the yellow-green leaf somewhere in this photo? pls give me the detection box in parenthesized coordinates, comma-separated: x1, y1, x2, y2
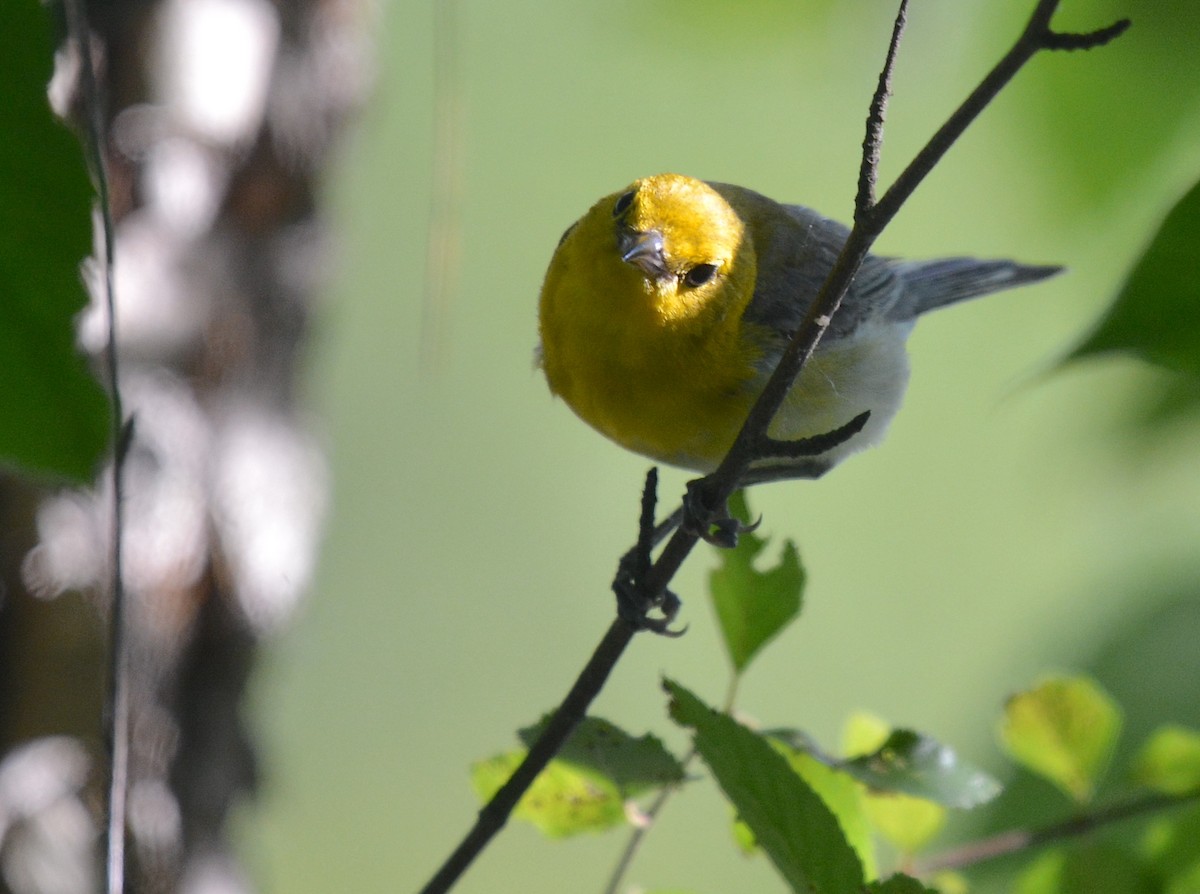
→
(1133, 725, 1200, 796)
(998, 676, 1121, 803)
(863, 791, 946, 856)
(470, 750, 624, 837)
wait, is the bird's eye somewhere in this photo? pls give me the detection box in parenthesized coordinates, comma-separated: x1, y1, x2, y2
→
(682, 263, 719, 288)
(612, 190, 635, 217)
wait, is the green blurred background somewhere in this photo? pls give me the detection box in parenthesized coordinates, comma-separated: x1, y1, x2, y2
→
(245, 1, 1200, 891)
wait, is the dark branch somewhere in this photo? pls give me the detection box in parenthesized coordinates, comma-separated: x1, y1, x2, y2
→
(417, 619, 637, 894)
(1044, 18, 1131, 51)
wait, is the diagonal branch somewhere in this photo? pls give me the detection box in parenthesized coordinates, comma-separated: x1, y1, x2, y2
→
(414, 4, 1129, 891)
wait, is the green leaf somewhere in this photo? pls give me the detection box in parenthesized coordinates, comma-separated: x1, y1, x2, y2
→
(998, 676, 1121, 803)
(471, 717, 685, 838)
(0, 1, 109, 482)
(1069, 177, 1200, 378)
(1133, 725, 1200, 795)
(470, 750, 625, 837)
(862, 791, 945, 857)
(666, 679, 864, 894)
(1142, 803, 1200, 889)
(1014, 849, 1068, 894)
(708, 490, 804, 674)
(866, 874, 939, 894)
(735, 736, 878, 878)
(842, 728, 1001, 810)
(518, 715, 686, 798)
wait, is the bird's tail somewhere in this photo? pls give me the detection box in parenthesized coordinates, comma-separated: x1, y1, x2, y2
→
(891, 257, 1063, 320)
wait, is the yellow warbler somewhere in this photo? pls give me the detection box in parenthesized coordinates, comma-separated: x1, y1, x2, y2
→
(538, 173, 1060, 483)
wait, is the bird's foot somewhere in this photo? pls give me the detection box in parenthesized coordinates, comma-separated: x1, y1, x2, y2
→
(611, 467, 687, 635)
(682, 478, 760, 549)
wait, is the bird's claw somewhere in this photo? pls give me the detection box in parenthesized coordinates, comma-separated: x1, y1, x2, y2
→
(612, 556, 686, 635)
(682, 478, 757, 548)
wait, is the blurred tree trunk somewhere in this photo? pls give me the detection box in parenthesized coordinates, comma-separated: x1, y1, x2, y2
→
(0, 0, 371, 890)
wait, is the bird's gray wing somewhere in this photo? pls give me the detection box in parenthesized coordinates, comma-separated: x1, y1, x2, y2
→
(741, 203, 903, 342)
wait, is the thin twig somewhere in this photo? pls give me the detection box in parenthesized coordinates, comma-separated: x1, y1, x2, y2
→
(600, 678, 741, 894)
(858, 0, 908, 214)
(916, 788, 1200, 875)
(600, 756, 689, 894)
(62, 3, 130, 892)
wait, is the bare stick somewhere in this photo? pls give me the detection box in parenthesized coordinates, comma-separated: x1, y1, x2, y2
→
(61, 3, 131, 892)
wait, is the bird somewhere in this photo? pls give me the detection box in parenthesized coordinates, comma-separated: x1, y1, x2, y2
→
(537, 173, 1061, 485)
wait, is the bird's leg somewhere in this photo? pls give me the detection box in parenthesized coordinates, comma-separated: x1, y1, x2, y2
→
(682, 411, 872, 548)
(681, 478, 760, 548)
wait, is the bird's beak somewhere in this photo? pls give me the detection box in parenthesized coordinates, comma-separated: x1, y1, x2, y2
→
(619, 228, 669, 280)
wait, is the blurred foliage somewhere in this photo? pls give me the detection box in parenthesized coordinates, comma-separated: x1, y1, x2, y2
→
(1020, 0, 1200, 211)
(1071, 178, 1200, 378)
(998, 675, 1121, 803)
(0, 1, 109, 482)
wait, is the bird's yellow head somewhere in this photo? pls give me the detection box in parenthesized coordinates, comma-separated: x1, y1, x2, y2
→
(543, 173, 757, 331)
(537, 174, 767, 468)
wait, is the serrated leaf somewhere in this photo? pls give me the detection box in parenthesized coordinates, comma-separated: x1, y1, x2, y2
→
(518, 715, 685, 798)
(1069, 177, 1200, 378)
(841, 728, 1000, 809)
(0, 1, 109, 482)
(666, 679, 864, 894)
(866, 873, 939, 894)
(736, 736, 878, 878)
(998, 676, 1121, 803)
(470, 750, 624, 837)
(708, 490, 804, 674)
(1133, 725, 1200, 795)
